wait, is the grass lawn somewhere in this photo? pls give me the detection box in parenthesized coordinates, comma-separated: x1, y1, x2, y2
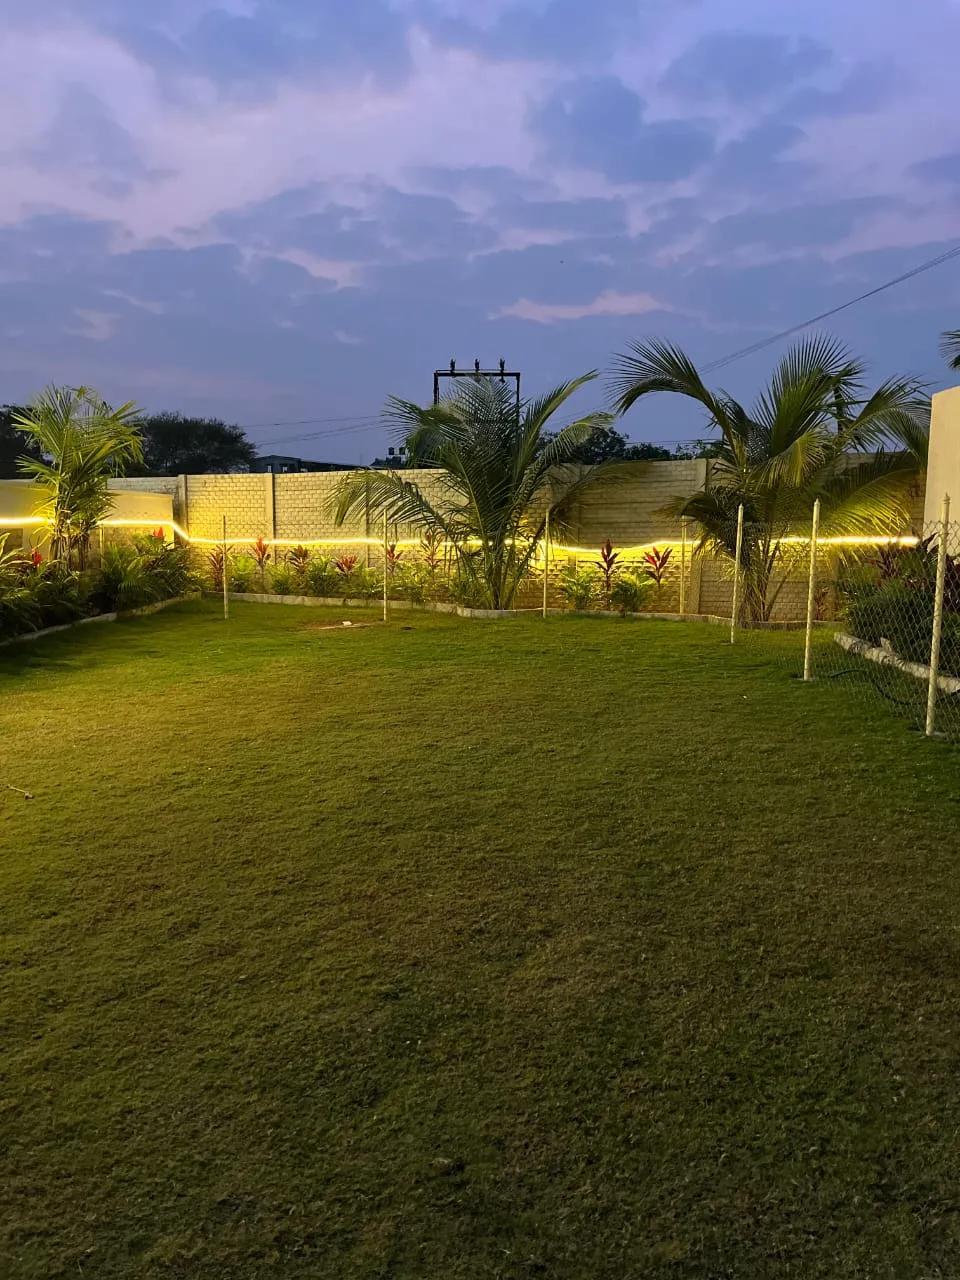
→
(2, 599, 960, 1279)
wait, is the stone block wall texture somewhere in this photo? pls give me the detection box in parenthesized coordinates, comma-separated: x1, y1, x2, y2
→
(110, 477, 180, 495)
(183, 474, 270, 541)
(108, 460, 927, 621)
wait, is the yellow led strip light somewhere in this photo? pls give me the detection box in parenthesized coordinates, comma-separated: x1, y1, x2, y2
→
(0, 517, 921, 553)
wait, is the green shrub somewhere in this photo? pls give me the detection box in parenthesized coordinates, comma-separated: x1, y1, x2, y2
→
(303, 557, 339, 597)
(346, 566, 382, 600)
(26, 563, 85, 627)
(138, 539, 194, 600)
(392, 562, 430, 604)
(844, 579, 960, 677)
(87, 546, 158, 612)
(610, 571, 654, 614)
(86, 540, 193, 613)
(270, 565, 295, 595)
(229, 554, 256, 594)
(0, 539, 84, 638)
(558, 567, 600, 611)
(449, 567, 485, 608)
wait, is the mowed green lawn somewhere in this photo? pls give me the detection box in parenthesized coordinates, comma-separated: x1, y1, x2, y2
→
(2, 600, 959, 1279)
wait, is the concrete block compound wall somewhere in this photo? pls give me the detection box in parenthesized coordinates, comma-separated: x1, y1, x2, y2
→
(108, 451, 931, 621)
(115, 462, 722, 606)
(0, 479, 174, 551)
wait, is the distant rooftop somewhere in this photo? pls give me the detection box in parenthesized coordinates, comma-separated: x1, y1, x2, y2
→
(251, 454, 357, 474)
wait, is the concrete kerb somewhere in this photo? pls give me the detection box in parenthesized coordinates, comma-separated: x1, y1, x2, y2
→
(836, 631, 960, 695)
(223, 591, 522, 618)
(222, 592, 754, 625)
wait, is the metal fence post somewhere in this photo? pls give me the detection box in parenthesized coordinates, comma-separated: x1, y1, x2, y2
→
(542, 508, 550, 620)
(803, 498, 821, 682)
(382, 508, 389, 624)
(730, 504, 745, 645)
(221, 514, 229, 621)
(679, 517, 688, 617)
(925, 493, 951, 737)
(364, 483, 371, 568)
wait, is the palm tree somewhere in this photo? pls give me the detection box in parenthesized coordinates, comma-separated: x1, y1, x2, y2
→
(610, 335, 928, 621)
(14, 386, 143, 568)
(335, 373, 624, 609)
(940, 330, 960, 371)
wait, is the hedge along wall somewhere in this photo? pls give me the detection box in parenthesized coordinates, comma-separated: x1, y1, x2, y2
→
(108, 462, 927, 621)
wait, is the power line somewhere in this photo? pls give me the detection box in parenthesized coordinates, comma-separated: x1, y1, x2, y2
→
(237, 412, 381, 430)
(255, 413, 711, 451)
(702, 242, 960, 374)
(259, 421, 707, 456)
(255, 419, 383, 449)
(247, 241, 960, 453)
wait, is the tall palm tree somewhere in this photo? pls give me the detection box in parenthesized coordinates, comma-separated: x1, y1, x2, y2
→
(610, 335, 928, 621)
(14, 386, 143, 567)
(940, 330, 960, 370)
(335, 373, 624, 609)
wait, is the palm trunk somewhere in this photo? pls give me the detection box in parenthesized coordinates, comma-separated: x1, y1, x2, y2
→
(741, 533, 778, 623)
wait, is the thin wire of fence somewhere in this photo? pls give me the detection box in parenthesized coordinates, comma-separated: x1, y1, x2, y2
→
(721, 499, 960, 742)
(801, 504, 960, 740)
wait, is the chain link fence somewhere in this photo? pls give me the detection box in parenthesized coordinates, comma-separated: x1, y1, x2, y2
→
(726, 499, 960, 741)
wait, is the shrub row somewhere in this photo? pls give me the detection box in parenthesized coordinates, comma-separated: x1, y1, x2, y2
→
(0, 533, 194, 642)
(840, 543, 960, 676)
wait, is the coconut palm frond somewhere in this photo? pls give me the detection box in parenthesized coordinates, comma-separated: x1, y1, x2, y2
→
(769, 333, 863, 407)
(749, 425, 831, 493)
(751, 371, 833, 455)
(818, 452, 919, 537)
(12, 386, 143, 567)
(839, 377, 929, 453)
(875, 405, 930, 466)
(336, 372, 616, 608)
(668, 489, 743, 557)
(386, 397, 468, 465)
(522, 372, 599, 436)
(940, 329, 960, 370)
(610, 339, 736, 429)
(334, 469, 459, 540)
(511, 412, 615, 513)
(613, 335, 924, 620)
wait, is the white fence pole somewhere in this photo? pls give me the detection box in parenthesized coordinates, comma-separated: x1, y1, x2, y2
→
(542, 508, 550, 620)
(679, 517, 688, 617)
(382, 509, 389, 624)
(221, 514, 229, 621)
(803, 498, 821, 682)
(925, 493, 951, 737)
(730, 504, 745, 645)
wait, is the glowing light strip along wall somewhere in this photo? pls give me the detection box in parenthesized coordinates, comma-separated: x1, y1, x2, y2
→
(0, 516, 921, 554)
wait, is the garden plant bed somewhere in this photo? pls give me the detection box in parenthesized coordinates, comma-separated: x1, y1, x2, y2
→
(3, 598, 960, 1278)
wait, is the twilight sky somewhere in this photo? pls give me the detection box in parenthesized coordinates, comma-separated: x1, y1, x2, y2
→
(2, 0, 959, 461)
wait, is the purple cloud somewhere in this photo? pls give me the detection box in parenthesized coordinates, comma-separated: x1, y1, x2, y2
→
(662, 30, 832, 103)
(912, 153, 960, 185)
(530, 76, 715, 183)
(0, 0, 957, 461)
